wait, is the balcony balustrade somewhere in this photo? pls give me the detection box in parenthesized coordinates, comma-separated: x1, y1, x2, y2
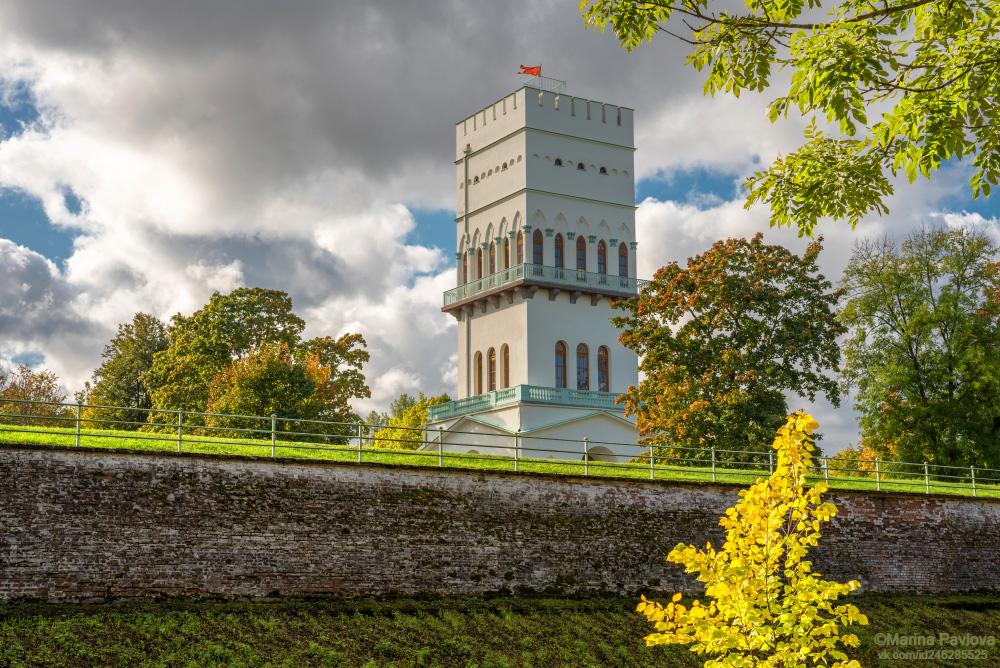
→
(427, 383, 624, 421)
(443, 263, 648, 307)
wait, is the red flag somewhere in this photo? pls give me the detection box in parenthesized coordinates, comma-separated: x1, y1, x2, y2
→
(518, 65, 541, 76)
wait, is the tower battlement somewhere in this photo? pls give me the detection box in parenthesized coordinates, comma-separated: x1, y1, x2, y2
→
(455, 86, 634, 161)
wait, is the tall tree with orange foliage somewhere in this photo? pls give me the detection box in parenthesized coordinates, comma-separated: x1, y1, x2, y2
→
(614, 234, 844, 458)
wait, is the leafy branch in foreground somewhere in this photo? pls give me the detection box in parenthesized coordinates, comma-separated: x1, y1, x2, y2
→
(581, 0, 1000, 236)
(638, 413, 868, 667)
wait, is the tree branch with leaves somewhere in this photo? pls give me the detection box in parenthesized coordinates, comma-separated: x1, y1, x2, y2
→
(582, 0, 1000, 235)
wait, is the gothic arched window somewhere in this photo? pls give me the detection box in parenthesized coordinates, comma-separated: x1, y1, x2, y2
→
(516, 231, 524, 265)
(598, 346, 610, 392)
(502, 344, 510, 388)
(597, 240, 607, 274)
(555, 342, 567, 388)
(477, 248, 483, 279)
(489, 241, 496, 275)
(554, 234, 564, 268)
(532, 229, 543, 265)
(576, 343, 589, 390)
(488, 347, 496, 391)
(475, 352, 483, 395)
(576, 236, 586, 271)
(618, 242, 628, 277)
(503, 237, 510, 269)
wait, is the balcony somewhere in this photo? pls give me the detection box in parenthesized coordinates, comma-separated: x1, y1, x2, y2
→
(427, 384, 624, 421)
(443, 263, 648, 312)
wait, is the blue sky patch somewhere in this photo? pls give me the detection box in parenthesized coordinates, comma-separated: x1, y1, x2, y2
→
(409, 207, 456, 254)
(0, 188, 77, 263)
(636, 167, 743, 208)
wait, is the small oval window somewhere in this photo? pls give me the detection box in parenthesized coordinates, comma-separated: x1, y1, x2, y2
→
(599, 166, 607, 174)
(554, 158, 563, 166)
(577, 162, 585, 171)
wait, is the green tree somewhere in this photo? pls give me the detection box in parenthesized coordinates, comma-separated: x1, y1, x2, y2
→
(614, 234, 844, 459)
(638, 413, 867, 667)
(581, 0, 1000, 236)
(204, 342, 358, 442)
(81, 313, 169, 429)
(295, 333, 372, 406)
(839, 226, 1000, 469)
(144, 288, 308, 423)
(0, 364, 72, 427)
(367, 392, 451, 450)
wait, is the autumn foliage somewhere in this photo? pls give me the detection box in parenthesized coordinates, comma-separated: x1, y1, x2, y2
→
(614, 234, 845, 459)
(638, 413, 867, 667)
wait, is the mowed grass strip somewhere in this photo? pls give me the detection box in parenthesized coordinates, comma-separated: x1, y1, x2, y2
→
(2, 424, 999, 499)
(2, 594, 1000, 668)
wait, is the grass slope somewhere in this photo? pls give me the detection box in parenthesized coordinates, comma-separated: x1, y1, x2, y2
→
(3, 424, 998, 499)
(2, 595, 1000, 668)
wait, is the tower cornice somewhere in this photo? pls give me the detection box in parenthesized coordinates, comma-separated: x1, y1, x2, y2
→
(454, 188, 637, 223)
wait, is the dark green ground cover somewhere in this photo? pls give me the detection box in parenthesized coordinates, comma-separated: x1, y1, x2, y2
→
(2, 594, 999, 668)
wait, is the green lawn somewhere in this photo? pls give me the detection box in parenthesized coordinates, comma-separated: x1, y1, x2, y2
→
(2, 424, 999, 499)
(2, 594, 999, 667)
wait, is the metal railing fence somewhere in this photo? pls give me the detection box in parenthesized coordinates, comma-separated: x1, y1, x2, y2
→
(1, 397, 999, 497)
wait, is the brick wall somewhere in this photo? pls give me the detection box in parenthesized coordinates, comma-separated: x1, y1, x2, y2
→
(1, 444, 998, 601)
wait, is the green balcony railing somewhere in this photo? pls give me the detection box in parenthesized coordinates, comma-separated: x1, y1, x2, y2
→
(443, 263, 648, 306)
(426, 384, 624, 421)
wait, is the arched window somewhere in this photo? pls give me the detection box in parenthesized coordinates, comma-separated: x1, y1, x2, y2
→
(576, 236, 586, 271)
(554, 234, 564, 269)
(597, 240, 607, 274)
(477, 248, 483, 279)
(576, 344, 589, 390)
(532, 229, 543, 265)
(516, 231, 524, 265)
(503, 237, 510, 269)
(488, 348, 496, 391)
(555, 342, 567, 388)
(502, 162, 508, 170)
(463, 253, 468, 284)
(598, 346, 610, 392)
(618, 242, 628, 277)
(475, 352, 483, 395)
(554, 158, 563, 166)
(502, 344, 510, 388)
(489, 241, 496, 275)
(599, 166, 608, 174)
(577, 162, 586, 171)
(473, 176, 479, 184)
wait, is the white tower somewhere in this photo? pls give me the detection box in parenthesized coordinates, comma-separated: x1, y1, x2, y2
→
(426, 76, 644, 463)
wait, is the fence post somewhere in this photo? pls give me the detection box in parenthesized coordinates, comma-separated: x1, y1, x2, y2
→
(514, 429, 520, 472)
(875, 459, 880, 491)
(824, 456, 829, 484)
(584, 437, 589, 475)
(924, 462, 930, 494)
(438, 427, 444, 467)
(358, 424, 363, 463)
(769, 452, 774, 475)
(650, 444, 655, 480)
(75, 401, 82, 448)
(711, 447, 716, 483)
(177, 409, 183, 453)
(270, 414, 276, 457)
(972, 467, 977, 497)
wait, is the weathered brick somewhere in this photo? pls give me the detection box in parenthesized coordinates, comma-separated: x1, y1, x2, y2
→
(0, 443, 997, 602)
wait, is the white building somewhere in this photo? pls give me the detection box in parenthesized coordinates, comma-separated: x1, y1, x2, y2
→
(424, 76, 646, 463)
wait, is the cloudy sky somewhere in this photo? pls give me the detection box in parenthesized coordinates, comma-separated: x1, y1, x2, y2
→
(1, 0, 997, 447)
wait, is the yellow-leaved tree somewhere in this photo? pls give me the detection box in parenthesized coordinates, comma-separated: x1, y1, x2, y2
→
(638, 412, 867, 667)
